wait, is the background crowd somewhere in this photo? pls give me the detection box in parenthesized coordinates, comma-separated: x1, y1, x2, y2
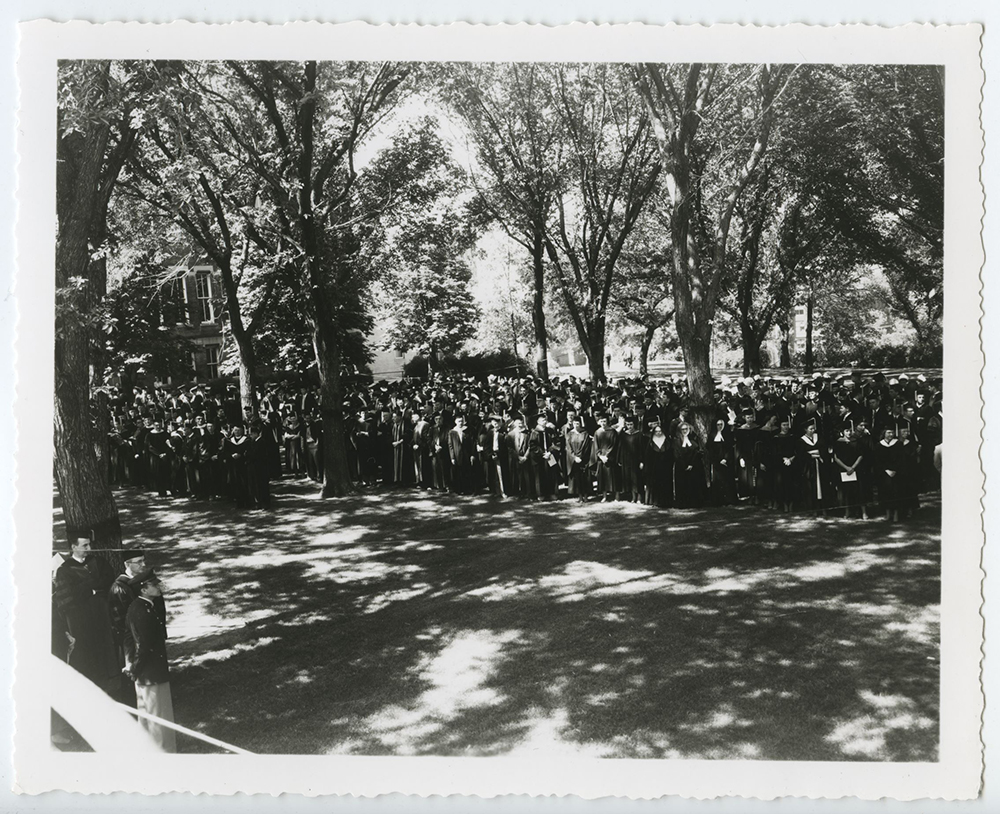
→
(100, 369, 942, 521)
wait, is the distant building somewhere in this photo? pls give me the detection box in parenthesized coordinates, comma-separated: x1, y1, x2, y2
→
(157, 262, 225, 384)
(791, 300, 823, 356)
(368, 321, 415, 381)
(154, 261, 418, 384)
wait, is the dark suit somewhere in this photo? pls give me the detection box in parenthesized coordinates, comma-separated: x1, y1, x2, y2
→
(124, 596, 175, 752)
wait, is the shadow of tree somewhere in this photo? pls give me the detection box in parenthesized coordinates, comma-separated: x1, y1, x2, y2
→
(52, 480, 940, 759)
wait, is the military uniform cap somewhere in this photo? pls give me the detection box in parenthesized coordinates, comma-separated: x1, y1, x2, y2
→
(127, 567, 159, 588)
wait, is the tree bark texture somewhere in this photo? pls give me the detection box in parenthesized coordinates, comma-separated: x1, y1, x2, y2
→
(54, 62, 122, 552)
(530, 235, 549, 380)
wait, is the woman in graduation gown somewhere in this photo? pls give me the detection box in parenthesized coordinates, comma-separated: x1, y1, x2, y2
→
(894, 424, 921, 518)
(591, 414, 619, 502)
(672, 421, 704, 508)
(796, 420, 828, 513)
(565, 414, 592, 501)
(754, 415, 780, 508)
(873, 427, 901, 522)
(832, 424, 864, 519)
(642, 422, 674, 508)
(617, 416, 644, 503)
(770, 418, 798, 512)
(707, 418, 737, 506)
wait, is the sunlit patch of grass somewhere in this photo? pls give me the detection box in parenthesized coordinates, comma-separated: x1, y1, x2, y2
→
(826, 691, 936, 760)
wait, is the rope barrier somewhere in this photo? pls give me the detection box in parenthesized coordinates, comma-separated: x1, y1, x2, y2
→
(116, 701, 254, 755)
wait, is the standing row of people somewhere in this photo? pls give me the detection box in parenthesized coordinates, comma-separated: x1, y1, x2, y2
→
(99, 368, 942, 519)
(52, 539, 175, 751)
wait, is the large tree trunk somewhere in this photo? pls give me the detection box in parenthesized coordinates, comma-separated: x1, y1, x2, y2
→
(678, 327, 716, 488)
(530, 234, 549, 380)
(312, 323, 355, 497)
(777, 318, 791, 368)
(741, 320, 762, 377)
(54, 63, 122, 556)
(639, 324, 656, 378)
(804, 288, 815, 374)
(585, 315, 607, 383)
(234, 334, 259, 421)
(296, 60, 356, 499)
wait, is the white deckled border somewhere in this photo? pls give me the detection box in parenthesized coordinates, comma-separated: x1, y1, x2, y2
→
(12, 19, 985, 800)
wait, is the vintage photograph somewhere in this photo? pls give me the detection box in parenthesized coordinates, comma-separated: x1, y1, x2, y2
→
(14, 20, 985, 800)
(49, 56, 944, 758)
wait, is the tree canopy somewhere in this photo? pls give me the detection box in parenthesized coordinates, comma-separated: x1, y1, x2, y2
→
(59, 58, 944, 506)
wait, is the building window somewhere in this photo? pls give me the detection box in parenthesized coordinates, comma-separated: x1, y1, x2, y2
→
(394, 347, 404, 359)
(163, 275, 189, 325)
(205, 345, 220, 379)
(195, 269, 215, 323)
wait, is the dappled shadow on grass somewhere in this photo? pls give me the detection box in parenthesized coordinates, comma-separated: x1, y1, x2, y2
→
(54, 479, 940, 759)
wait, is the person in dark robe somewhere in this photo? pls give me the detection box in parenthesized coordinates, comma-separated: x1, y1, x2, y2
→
(304, 411, 323, 483)
(832, 424, 865, 518)
(707, 418, 737, 506)
(642, 423, 673, 508)
(132, 418, 151, 489)
(874, 427, 901, 522)
(734, 410, 760, 502)
(507, 417, 532, 499)
(616, 416, 643, 503)
(144, 420, 170, 497)
(194, 422, 217, 500)
(247, 421, 272, 508)
(182, 423, 202, 499)
(852, 419, 876, 520)
(390, 409, 413, 487)
(895, 424, 921, 518)
(411, 412, 434, 489)
(432, 412, 452, 492)
(591, 414, 619, 502)
(565, 414, 591, 502)
(753, 415, 780, 508)
(481, 414, 509, 498)
(282, 411, 305, 476)
(448, 414, 476, 495)
(672, 422, 703, 508)
(53, 534, 120, 695)
(797, 420, 828, 514)
(373, 407, 394, 486)
(770, 418, 798, 513)
(921, 402, 943, 492)
(353, 412, 377, 487)
(225, 424, 252, 508)
(528, 415, 559, 500)
(166, 423, 188, 497)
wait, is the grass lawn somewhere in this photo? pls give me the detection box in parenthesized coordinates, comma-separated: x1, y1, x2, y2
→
(53, 480, 940, 760)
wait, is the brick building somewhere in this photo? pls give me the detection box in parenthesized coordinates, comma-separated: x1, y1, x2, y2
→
(158, 262, 225, 383)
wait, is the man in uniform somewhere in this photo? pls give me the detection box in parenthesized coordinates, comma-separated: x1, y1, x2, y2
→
(123, 569, 176, 752)
(108, 548, 155, 705)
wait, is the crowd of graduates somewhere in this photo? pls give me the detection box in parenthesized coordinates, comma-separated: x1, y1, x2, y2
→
(102, 367, 942, 521)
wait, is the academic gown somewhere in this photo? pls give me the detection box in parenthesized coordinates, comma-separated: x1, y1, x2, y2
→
(643, 435, 673, 507)
(672, 437, 703, 508)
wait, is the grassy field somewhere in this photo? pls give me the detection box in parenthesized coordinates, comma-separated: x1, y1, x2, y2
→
(53, 480, 940, 760)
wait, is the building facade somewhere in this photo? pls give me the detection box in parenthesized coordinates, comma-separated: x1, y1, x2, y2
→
(159, 263, 225, 384)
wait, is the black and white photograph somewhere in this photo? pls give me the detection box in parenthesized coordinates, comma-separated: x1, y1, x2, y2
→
(12, 20, 985, 800)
